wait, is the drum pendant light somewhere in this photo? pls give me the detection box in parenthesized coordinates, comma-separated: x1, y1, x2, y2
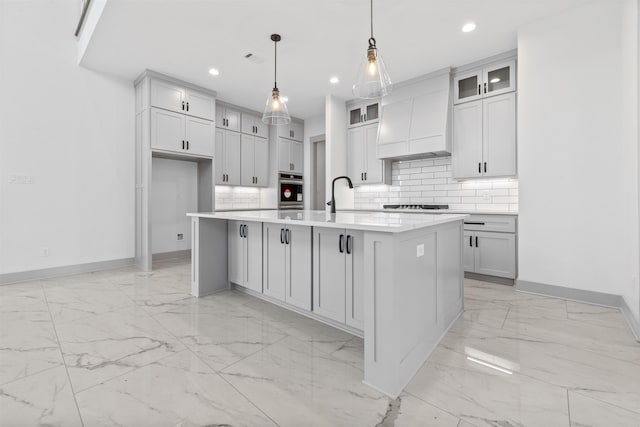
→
(352, 0, 392, 99)
(262, 34, 291, 125)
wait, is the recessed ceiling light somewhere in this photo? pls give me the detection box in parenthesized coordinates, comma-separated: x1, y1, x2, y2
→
(461, 22, 476, 33)
(208, 68, 220, 76)
(330, 76, 340, 84)
(490, 77, 501, 83)
(281, 96, 289, 103)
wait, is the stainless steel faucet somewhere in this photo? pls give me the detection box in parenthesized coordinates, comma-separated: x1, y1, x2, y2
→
(327, 176, 353, 214)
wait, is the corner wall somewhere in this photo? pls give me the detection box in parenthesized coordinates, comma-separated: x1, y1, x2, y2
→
(325, 95, 353, 210)
(517, 0, 640, 314)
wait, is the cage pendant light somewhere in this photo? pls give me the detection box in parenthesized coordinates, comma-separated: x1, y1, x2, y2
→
(262, 34, 291, 125)
(352, 0, 392, 99)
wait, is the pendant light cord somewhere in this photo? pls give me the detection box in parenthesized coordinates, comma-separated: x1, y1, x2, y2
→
(274, 39, 278, 90)
(370, 0, 373, 39)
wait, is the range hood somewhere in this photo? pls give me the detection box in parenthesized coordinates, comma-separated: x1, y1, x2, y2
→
(377, 69, 451, 160)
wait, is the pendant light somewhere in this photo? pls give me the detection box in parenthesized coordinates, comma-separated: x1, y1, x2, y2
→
(352, 0, 392, 99)
(262, 34, 291, 125)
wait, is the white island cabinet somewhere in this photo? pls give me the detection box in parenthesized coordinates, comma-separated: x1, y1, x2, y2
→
(188, 210, 466, 398)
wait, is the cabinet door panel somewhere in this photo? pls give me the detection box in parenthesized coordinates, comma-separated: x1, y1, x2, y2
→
(254, 137, 269, 187)
(244, 222, 263, 293)
(483, 93, 517, 177)
(263, 223, 286, 301)
(363, 123, 383, 183)
(228, 221, 244, 286)
(150, 108, 184, 153)
(240, 135, 256, 186)
(185, 116, 214, 157)
(348, 127, 365, 185)
(285, 225, 312, 311)
(290, 122, 304, 142)
(452, 100, 483, 179)
(290, 141, 304, 173)
(345, 231, 364, 330)
(483, 60, 516, 98)
(474, 231, 516, 279)
(254, 120, 268, 139)
(348, 106, 363, 128)
(313, 227, 346, 323)
(463, 231, 475, 273)
(241, 113, 256, 135)
(278, 138, 291, 172)
(185, 89, 214, 120)
(225, 109, 241, 132)
(215, 129, 225, 184)
(150, 80, 185, 113)
(453, 71, 482, 105)
(225, 130, 242, 185)
(215, 107, 225, 129)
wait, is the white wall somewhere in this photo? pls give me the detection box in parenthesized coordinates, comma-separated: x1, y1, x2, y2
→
(0, 0, 134, 275)
(303, 114, 325, 209)
(517, 0, 640, 311)
(325, 95, 354, 210)
(151, 158, 196, 254)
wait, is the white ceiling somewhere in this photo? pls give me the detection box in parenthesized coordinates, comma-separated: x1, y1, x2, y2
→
(81, 0, 588, 119)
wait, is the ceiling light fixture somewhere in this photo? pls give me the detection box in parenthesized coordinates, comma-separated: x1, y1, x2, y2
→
(352, 0, 392, 99)
(208, 68, 220, 76)
(262, 34, 291, 125)
(330, 76, 340, 84)
(462, 22, 477, 33)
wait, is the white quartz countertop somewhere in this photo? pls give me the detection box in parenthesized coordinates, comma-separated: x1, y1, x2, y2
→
(187, 210, 468, 233)
(342, 208, 518, 216)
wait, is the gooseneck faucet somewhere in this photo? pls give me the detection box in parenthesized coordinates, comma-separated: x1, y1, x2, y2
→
(327, 176, 354, 214)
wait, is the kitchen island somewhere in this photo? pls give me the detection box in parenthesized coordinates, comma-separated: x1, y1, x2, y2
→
(187, 210, 467, 398)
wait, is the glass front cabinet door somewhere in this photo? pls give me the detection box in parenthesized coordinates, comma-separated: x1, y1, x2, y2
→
(454, 71, 483, 105)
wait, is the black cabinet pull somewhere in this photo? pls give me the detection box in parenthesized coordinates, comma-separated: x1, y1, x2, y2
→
(364, 172, 367, 180)
(478, 84, 481, 95)
(464, 222, 486, 225)
(239, 224, 243, 237)
(469, 236, 472, 247)
(186, 102, 189, 111)
(475, 236, 479, 247)
(484, 82, 487, 94)
(280, 228, 284, 244)
(478, 163, 481, 173)
(361, 172, 363, 180)
(285, 229, 290, 245)
(186, 141, 189, 150)
(182, 101, 185, 110)
(484, 162, 487, 173)
(182, 140, 185, 150)
(244, 225, 247, 238)
(346, 235, 352, 254)
(339, 234, 345, 253)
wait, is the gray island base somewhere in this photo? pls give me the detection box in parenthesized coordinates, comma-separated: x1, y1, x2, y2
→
(188, 210, 467, 398)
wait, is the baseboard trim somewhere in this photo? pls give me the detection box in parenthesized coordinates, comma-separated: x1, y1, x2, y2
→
(621, 298, 640, 342)
(465, 272, 514, 286)
(0, 257, 135, 286)
(153, 250, 191, 262)
(515, 279, 622, 308)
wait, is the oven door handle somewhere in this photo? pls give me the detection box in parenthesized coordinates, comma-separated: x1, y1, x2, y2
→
(279, 180, 303, 185)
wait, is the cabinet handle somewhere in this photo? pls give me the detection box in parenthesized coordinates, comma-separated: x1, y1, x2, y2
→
(244, 225, 247, 238)
(285, 229, 290, 245)
(339, 234, 345, 253)
(186, 102, 189, 111)
(484, 162, 487, 173)
(464, 222, 486, 225)
(255, 176, 258, 184)
(475, 236, 478, 247)
(484, 82, 487, 94)
(182, 140, 185, 150)
(280, 228, 284, 244)
(478, 84, 481, 95)
(346, 235, 352, 254)
(239, 224, 243, 237)
(469, 236, 473, 247)
(361, 172, 363, 180)
(364, 172, 367, 180)
(364, 113, 367, 122)
(478, 162, 481, 174)
(182, 101, 185, 110)
(186, 141, 189, 150)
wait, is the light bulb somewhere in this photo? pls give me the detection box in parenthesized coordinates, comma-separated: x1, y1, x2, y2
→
(367, 59, 378, 76)
(271, 97, 281, 112)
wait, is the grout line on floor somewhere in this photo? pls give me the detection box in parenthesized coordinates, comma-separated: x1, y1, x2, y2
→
(500, 306, 511, 329)
(566, 389, 572, 427)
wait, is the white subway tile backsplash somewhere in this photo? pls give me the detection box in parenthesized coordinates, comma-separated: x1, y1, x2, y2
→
(354, 157, 518, 212)
(215, 186, 261, 210)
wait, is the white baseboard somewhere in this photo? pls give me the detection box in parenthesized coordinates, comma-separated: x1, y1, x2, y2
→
(0, 258, 135, 285)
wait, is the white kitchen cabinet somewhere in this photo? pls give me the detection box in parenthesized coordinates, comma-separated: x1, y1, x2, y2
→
(454, 59, 516, 105)
(241, 112, 269, 139)
(348, 123, 390, 185)
(241, 135, 269, 187)
(262, 223, 312, 309)
(453, 92, 516, 179)
(228, 221, 263, 293)
(313, 227, 363, 329)
(277, 121, 304, 142)
(151, 108, 214, 157)
(215, 129, 241, 185)
(348, 101, 380, 128)
(463, 216, 517, 280)
(215, 105, 241, 132)
(150, 80, 214, 120)
(278, 138, 303, 173)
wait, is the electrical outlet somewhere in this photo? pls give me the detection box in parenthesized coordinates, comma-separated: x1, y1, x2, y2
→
(416, 243, 424, 257)
(8, 174, 34, 184)
(177, 233, 184, 240)
(41, 247, 49, 257)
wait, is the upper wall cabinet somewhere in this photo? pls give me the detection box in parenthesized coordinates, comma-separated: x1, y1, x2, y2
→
(454, 60, 516, 105)
(348, 101, 380, 128)
(216, 106, 241, 132)
(241, 112, 269, 139)
(277, 121, 304, 142)
(150, 107, 214, 157)
(150, 79, 215, 120)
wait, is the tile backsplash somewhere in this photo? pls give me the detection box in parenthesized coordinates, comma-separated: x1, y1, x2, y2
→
(215, 186, 261, 210)
(354, 157, 518, 212)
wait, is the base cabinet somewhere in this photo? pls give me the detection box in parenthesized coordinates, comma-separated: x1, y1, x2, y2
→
(263, 223, 312, 309)
(313, 227, 364, 329)
(464, 230, 516, 279)
(228, 221, 263, 292)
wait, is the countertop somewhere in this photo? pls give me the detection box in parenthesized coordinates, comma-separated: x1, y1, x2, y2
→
(187, 210, 468, 233)
(341, 208, 518, 216)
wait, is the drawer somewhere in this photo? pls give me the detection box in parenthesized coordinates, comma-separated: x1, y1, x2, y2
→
(463, 215, 516, 233)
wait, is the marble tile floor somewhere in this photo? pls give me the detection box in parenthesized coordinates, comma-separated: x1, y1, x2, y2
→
(1, 258, 639, 427)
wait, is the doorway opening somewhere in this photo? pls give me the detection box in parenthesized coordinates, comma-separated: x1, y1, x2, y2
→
(311, 135, 326, 210)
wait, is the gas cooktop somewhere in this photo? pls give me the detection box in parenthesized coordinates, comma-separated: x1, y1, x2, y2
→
(383, 204, 449, 210)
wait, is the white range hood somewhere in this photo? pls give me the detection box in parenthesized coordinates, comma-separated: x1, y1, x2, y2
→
(377, 69, 451, 160)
